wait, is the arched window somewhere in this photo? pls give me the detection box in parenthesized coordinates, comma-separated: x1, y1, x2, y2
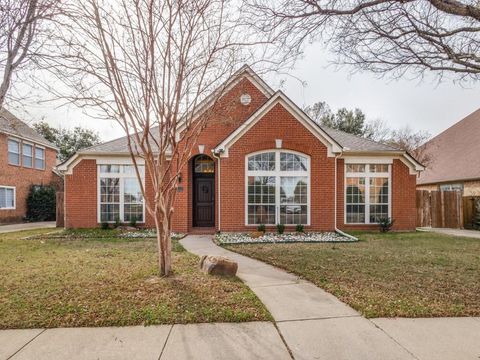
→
(246, 150, 309, 225)
(194, 155, 214, 173)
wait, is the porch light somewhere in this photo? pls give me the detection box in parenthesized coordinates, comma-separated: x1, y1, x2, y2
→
(198, 144, 205, 154)
(275, 139, 282, 149)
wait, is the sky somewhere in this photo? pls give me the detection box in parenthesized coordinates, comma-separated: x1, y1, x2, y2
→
(14, 43, 480, 143)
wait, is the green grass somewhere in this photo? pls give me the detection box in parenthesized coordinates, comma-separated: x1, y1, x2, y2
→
(224, 231, 480, 318)
(0, 229, 271, 329)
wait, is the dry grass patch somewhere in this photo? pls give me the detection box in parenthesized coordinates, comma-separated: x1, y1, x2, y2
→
(0, 229, 270, 329)
(225, 231, 480, 318)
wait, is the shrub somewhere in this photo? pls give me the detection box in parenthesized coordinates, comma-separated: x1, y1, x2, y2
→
(100, 222, 110, 230)
(257, 224, 266, 233)
(379, 217, 395, 232)
(129, 217, 137, 228)
(296, 224, 304, 233)
(26, 185, 56, 221)
(276, 223, 285, 234)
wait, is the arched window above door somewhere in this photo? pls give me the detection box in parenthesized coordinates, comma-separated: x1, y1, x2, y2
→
(194, 155, 214, 173)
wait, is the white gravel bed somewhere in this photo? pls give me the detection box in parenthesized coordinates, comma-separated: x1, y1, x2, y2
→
(216, 231, 356, 244)
(119, 230, 184, 239)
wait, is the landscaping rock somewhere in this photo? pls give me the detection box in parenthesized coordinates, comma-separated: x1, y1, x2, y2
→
(199, 255, 238, 276)
(216, 232, 356, 244)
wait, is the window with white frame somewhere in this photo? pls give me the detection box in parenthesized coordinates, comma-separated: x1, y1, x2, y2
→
(345, 163, 390, 224)
(0, 186, 15, 209)
(246, 150, 309, 225)
(98, 164, 145, 223)
(8, 139, 20, 165)
(35, 147, 45, 169)
(22, 143, 33, 168)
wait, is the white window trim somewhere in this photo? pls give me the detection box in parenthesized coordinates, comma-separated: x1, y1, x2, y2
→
(34, 145, 46, 170)
(344, 164, 392, 225)
(245, 149, 311, 226)
(7, 137, 21, 166)
(22, 141, 34, 168)
(0, 186, 16, 210)
(97, 165, 146, 223)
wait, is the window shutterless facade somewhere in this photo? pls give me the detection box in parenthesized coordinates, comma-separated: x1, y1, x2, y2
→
(8, 139, 20, 165)
(246, 150, 310, 225)
(0, 186, 16, 210)
(345, 163, 391, 224)
(35, 147, 45, 169)
(98, 164, 145, 223)
(22, 143, 33, 168)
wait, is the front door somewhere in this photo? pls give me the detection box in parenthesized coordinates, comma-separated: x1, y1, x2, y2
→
(193, 177, 214, 227)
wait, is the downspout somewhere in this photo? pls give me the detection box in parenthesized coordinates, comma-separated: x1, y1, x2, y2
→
(334, 152, 358, 241)
(211, 149, 222, 232)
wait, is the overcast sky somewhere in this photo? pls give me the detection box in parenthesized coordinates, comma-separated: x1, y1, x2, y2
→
(15, 43, 480, 143)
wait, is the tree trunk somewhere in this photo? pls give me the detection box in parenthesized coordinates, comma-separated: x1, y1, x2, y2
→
(154, 201, 172, 276)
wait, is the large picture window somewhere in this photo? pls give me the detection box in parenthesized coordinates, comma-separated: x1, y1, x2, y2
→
(98, 164, 145, 223)
(246, 150, 309, 225)
(345, 163, 390, 224)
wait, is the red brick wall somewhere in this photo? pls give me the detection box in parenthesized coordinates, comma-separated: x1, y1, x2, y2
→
(336, 158, 417, 231)
(217, 102, 336, 232)
(0, 133, 58, 223)
(64, 159, 97, 228)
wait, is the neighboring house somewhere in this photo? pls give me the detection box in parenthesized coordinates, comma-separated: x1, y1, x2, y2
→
(0, 109, 59, 223)
(58, 66, 424, 232)
(417, 108, 480, 196)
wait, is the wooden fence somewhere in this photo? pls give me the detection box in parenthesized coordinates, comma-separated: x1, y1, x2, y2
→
(56, 191, 64, 228)
(416, 190, 464, 228)
(463, 196, 480, 229)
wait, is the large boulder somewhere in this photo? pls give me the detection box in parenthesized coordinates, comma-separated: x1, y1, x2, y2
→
(199, 255, 238, 276)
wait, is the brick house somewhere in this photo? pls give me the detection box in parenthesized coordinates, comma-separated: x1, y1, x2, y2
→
(417, 108, 480, 196)
(0, 109, 59, 223)
(58, 66, 424, 232)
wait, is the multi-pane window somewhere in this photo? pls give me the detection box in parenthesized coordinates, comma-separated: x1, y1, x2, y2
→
(0, 186, 15, 209)
(22, 143, 33, 168)
(345, 163, 390, 224)
(35, 147, 45, 169)
(246, 151, 309, 225)
(8, 139, 20, 165)
(98, 164, 145, 223)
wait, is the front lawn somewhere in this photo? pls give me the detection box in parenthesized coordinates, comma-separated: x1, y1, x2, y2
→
(224, 231, 480, 318)
(0, 229, 270, 329)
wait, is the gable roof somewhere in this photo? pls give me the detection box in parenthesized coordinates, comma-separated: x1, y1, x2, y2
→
(0, 108, 57, 149)
(417, 107, 480, 185)
(58, 66, 424, 173)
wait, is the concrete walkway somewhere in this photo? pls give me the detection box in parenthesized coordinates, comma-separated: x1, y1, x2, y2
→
(0, 221, 56, 234)
(418, 227, 480, 239)
(181, 235, 480, 360)
(0, 322, 291, 360)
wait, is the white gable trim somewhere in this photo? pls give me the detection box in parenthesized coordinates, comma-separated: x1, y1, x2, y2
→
(342, 154, 425, 175)
(214, 91, 344, 157)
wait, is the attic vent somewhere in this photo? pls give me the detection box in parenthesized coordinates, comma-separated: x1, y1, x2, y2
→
(240, 93, 251, 106)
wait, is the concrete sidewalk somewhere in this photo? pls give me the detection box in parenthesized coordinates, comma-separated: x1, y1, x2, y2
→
(0, 222, 56, 234)
(1, 322, 291, 360)
(418, 227, 480, 239)
(181, 235, 480, 360)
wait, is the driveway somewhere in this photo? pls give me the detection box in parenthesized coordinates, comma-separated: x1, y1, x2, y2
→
(418, 227, 480, 239)
(181, 235, 480, 360)
(0, 222, 56, 234)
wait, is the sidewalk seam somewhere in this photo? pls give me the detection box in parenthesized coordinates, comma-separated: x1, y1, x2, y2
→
(7, 329, 46, 360)
(276, 314, 361, 323)
(273, 322, 295, 360)
(158, 324, 174, 360)
(370, 320, 421, 360)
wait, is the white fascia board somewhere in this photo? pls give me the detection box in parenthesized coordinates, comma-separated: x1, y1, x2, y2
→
(342, 152, 424, 175)
(214, 91, 343, 157)
(57, 151, 167, 175)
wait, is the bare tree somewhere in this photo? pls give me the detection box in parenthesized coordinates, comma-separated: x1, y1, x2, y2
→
(247, 0, 480, 82)
(0, 0, 60, 109)
(46, 0, 278, 276)
(386, 126, 432, 165)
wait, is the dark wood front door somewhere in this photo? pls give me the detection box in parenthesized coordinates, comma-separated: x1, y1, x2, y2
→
(193, 176, 214, 227)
